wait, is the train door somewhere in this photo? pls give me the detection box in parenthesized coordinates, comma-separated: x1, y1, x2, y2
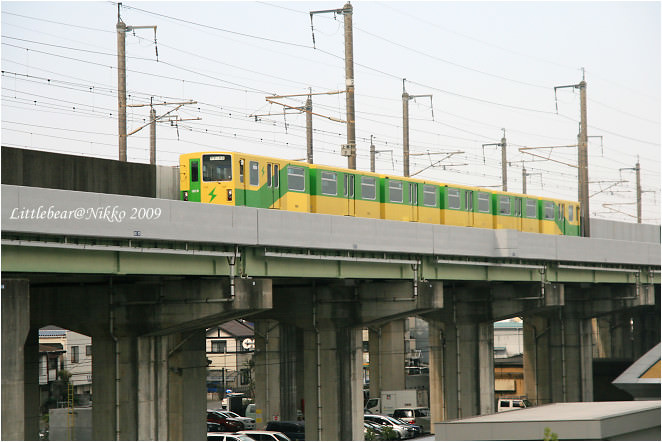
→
(267, 163, 281, 209)
(344, 173, 356, 216)
(465, 190, 474, 227)
(189, 158, 201, 202)
(514, 197, 523, 231)
(238, 158, 247, 205)
(409, 182, 419, 222)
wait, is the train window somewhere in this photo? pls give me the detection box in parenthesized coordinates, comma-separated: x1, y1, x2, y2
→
(478, 192, 490, 213)
(203, 154, 232, 181)
(500, 195, 510, 215)
(514, 198, 522, 217)
(544, 201, 554, 220)
(267, 164, 272, 187)
(448, 188, 461, 209)
(410, 183, 417, 205)
(191, 161, 199, 182)
(576, 206, 580, 222)
(250, 161, 259, 186)
(526, 199, 537, 218)
(568, 205, 573, 222)
(345, 175, 355, 198)
(273, 165, 279, 188)
(389, 180, 403, 203)
(361, 176, 376, 200)
(287, 166, 305, 192)
(423, 185, 436, 207)
(321, 171, 337, 196)
(239, 160, 244, 184)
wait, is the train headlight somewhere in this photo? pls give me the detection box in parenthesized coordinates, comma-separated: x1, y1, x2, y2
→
(227, 189, 233, 201)
(184, 191, 189, 201)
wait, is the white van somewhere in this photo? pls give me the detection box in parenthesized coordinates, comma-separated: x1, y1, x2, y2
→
(497, 398, 531, 412)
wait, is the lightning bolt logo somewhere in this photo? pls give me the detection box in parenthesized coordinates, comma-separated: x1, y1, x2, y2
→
(209, 188, 217, 202)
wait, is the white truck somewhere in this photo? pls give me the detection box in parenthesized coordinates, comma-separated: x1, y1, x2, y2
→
(364, 390, 426, 416)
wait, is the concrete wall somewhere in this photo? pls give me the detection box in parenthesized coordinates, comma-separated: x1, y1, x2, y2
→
(2, 146, 156, 197)
(49, 407, 92, 441)
(591, 218, 661, 243)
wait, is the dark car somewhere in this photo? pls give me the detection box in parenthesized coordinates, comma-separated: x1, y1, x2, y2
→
(208, 410, 245, 432)
(265, 421, 305, 441)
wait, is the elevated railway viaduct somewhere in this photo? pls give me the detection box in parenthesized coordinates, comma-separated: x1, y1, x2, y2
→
(2, 147, 660, 440)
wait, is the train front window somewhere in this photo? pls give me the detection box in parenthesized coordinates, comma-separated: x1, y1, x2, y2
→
(202, 154, 232, 181)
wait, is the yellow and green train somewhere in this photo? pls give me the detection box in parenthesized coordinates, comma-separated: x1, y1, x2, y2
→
(180, 152, 581, 236)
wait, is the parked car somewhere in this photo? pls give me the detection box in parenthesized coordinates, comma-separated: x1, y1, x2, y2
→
(215, 409, 256, 430)
(208, 433, 255, 441)
(236, 430, 291, 441)
(364, 421, 390, 440)
(364, 414, 412, 439)
(392, 407, 430, 433)
(497, 398, 531, 412)
(265, 421, 305, 441)
(208, 410, 245, 432)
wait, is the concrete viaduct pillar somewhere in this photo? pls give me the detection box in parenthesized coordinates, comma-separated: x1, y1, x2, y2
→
(368, 319, 407, 399)
(254, 280, 442, 440)
(2, 277, 271, 441)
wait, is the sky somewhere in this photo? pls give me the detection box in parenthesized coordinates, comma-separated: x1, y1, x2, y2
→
(1, 1, 660, 223)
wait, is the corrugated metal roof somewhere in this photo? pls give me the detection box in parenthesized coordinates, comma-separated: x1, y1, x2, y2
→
(39, 330, 66, 336)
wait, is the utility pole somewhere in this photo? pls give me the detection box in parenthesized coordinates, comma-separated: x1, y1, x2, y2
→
(310, 2, 356, 169)
(522, 167, 527, 195)
(554, 72, 589, 236)
(116, 3, 157, 162)
(402, 79, 433, 177)
(482, 129, 507, 191)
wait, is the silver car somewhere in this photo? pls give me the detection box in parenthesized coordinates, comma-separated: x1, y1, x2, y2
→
(364, 414, 412, 439)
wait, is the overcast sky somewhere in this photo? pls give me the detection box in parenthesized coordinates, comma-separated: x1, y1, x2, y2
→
(2, 1, 660, 223)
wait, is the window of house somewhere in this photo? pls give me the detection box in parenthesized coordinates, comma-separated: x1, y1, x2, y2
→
(249, 161, 259, 186)
(500, 195, 510, 215)
(478, 192, 490, 213)
(321, 171, 337, 195)
(86, 345, 92, 356)
(448, 188, 461, 209)
(389, 180, 403, 203)
(71, 346, 79, 364)
(211, 340, 227, 353)
(423, 185, 436, 207)
(361, 176, 376, 200)
(240, 368, 251, 385)
(287, 166, 305, 192)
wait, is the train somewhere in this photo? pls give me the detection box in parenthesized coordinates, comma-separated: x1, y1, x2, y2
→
(179, 151, 581, 236)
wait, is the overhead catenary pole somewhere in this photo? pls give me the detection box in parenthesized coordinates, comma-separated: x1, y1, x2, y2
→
(116, 4, 158, 162)
(482, 129, 507, 191)
(310, 3, 356, 169)
(370, 135, 376, 173)
(343, 2, 356, 169)
(402, 79, 433, 177)
(306, 94, 313, 164)
(522, 167, 527, 195)
(117, 7, 127, 162)
(636, 159, 642, 223)
(149, 104, 156, 165)
(554, 72, 589, 236)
